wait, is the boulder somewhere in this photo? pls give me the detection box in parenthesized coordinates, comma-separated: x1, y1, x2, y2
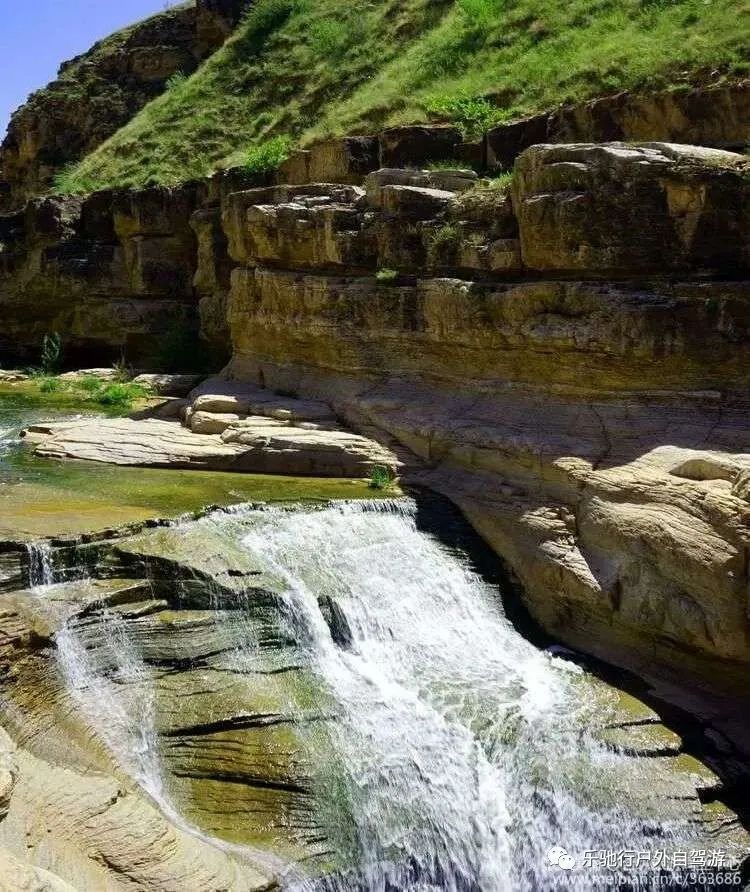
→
(513, 142, 750, 274)
(365, 168, 477, 207)
(222, 185, 370, 268)
(132, 373, 205, 396)
(220, 424, 398, 476)
(379, 125, 462, 168)
(59, 368, 119, 382)
(189, 410, 244, 434)
(308, 136, 380, 184)
(188, 379, 337, 422)
(378, 185, 455, 219)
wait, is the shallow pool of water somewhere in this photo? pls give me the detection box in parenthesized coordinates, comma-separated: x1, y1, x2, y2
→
(0, 387, 388, 539)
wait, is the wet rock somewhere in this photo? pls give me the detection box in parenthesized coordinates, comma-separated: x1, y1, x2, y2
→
(319, 595, 353, 649)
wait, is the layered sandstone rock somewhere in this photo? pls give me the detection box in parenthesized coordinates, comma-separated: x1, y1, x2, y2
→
(0, 187, 202, 366)
(4, 135, 750, 755)
(0, 539, 318, 888)
(218, 142, 750, 749)
(513, 142, 750, 274)
(1, 511, 746, 888)
(487, 79, 750, 169)
(24, 391, 398, 478)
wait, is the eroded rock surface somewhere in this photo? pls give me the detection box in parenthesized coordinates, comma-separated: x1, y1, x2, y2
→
(24, 384, 398, 478)
(0, 509, 747, 889)
(0, 569, 278, 890)
(215, 143, 750, 753)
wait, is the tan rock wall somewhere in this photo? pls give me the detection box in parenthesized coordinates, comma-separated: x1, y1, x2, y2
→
(223, 143, 750, 707)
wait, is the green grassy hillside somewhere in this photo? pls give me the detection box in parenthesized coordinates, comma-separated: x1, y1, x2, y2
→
(58, 0, 749, 192)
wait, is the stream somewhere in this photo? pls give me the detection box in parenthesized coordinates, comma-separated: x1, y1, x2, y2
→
(30, 501, 732, 891)
(4, 394, 746, 890)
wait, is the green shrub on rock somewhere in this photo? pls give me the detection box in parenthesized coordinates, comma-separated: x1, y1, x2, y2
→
(426, 93, 507, 139)
(368, 466, 392, 490)
(244, 135, 293, 174)
(375, 268, 399, 285)
(95, 383, 149, 408)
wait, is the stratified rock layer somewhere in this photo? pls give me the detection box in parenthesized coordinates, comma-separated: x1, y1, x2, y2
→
(218, 143, 750, 749)
(3, 136, 750, 755)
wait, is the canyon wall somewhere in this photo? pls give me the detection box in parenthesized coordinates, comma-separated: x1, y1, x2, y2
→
(219, 142, 750, 731)
(2, 102, 750, 730)
(0, 168, 262, 367)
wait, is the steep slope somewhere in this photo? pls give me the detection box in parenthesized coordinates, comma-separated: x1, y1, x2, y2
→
(60, 0, 749, 191)
(0, 0, 248, 210)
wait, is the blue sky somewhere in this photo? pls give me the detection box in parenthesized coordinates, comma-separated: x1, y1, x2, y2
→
(0, 1, 177, 137)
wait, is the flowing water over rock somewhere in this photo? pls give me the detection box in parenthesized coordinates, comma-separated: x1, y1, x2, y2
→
(18, 498, 743, 890)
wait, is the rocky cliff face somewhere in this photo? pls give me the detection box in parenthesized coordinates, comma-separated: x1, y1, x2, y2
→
(0, 168, 262, 367)
(218, 141, 750, 745)
(2, 112, 750, 749)
(0, 1, 248, 211)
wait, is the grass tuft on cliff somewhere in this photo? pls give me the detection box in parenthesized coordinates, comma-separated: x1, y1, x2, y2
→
(59, 0, 748, 190)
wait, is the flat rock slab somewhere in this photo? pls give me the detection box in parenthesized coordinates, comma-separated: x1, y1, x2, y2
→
(25, 416, 398, 478)
(132, 373, 205, 396)
(188, 377, 337, 422)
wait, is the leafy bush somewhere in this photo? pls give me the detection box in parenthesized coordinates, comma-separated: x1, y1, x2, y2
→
(39, 377, 63, 393)
(426, 223, 461, 260)
(426, 93, 506, 139)
(375, 268, 399, 285)
(244, 135, 293, 174)
(488, 170, 514, 191)
(78, 375, 105, 394)
(40, 333, 62, 374)
(94, 383, 148, 408)
(368, 465, 393, 490)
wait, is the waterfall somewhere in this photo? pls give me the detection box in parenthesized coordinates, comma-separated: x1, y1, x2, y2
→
(0, 425, 14, 453)
(26, 541, 54, 588)
(240, 501, 688, 891)
(38, 499, 705, 890)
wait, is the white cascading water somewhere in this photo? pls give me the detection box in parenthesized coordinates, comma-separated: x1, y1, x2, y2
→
(241, 501, 688, 892)
(26, 542, 55, 588)
(31, 499, 701, 890)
